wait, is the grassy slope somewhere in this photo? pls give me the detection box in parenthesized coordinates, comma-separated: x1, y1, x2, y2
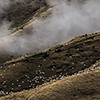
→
(1, 0, 48, 29)
(0, 67, 100, 100)
(0, 0, 87, 64)
(0, 31, 100, 96)
(0, 0, 99, 98)
(0, 0, 50, 65)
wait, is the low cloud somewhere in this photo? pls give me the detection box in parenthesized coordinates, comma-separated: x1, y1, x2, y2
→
(0, 0, 100, 61)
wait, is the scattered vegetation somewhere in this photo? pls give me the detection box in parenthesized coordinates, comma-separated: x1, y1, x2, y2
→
(0, 31, 100, 97)
(0, 0, 100, 99)
(1, 67, 100, 100)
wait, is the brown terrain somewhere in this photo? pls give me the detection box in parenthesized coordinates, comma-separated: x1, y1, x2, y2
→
(0, 0, 100, 100)
(0, 31, 100, 97)
(0, 54, 100, 100)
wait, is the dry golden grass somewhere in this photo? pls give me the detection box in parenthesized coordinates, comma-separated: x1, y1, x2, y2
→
(0, 0, 100, 99)
(0, 31, 100, 97)
(0, 67, 100, 100)
(28, 68, 100, 100)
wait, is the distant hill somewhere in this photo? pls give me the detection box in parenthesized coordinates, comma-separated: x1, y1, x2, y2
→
(0, 0, 48, 29)
(0, 0, 90, 64)
(0, 0, 50, 64)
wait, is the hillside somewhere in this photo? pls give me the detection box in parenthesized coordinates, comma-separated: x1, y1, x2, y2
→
(0, 0, 100, 99)
(0, 0, 97, 64)
(0, 0, 50, 64)
(0, 31, 100, 97)
(0, 0, 48, 29)
(0, 66, 100, 100)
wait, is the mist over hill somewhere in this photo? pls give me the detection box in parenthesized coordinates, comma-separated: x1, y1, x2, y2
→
(0, 0, 100, 99)
(0, 0, 100, 64)
(0, 31, 100, 97)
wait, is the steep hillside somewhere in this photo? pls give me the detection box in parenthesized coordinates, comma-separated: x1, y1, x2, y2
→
(0, 0, 95, 64)
(0, 67, 100, 100)
(0, 31, 100, 96)
(0, 0, 48, 29)
(0, 0, 100, 99)
(0, 0, 50, 64)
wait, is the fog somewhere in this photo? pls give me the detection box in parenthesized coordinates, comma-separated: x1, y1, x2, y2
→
(0, 0, 100, 62)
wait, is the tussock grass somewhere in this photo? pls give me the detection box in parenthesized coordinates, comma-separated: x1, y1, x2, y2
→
(1, 67, 100, 100)
(0, 31, 100, 96)
(0, 0, 100, 99)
